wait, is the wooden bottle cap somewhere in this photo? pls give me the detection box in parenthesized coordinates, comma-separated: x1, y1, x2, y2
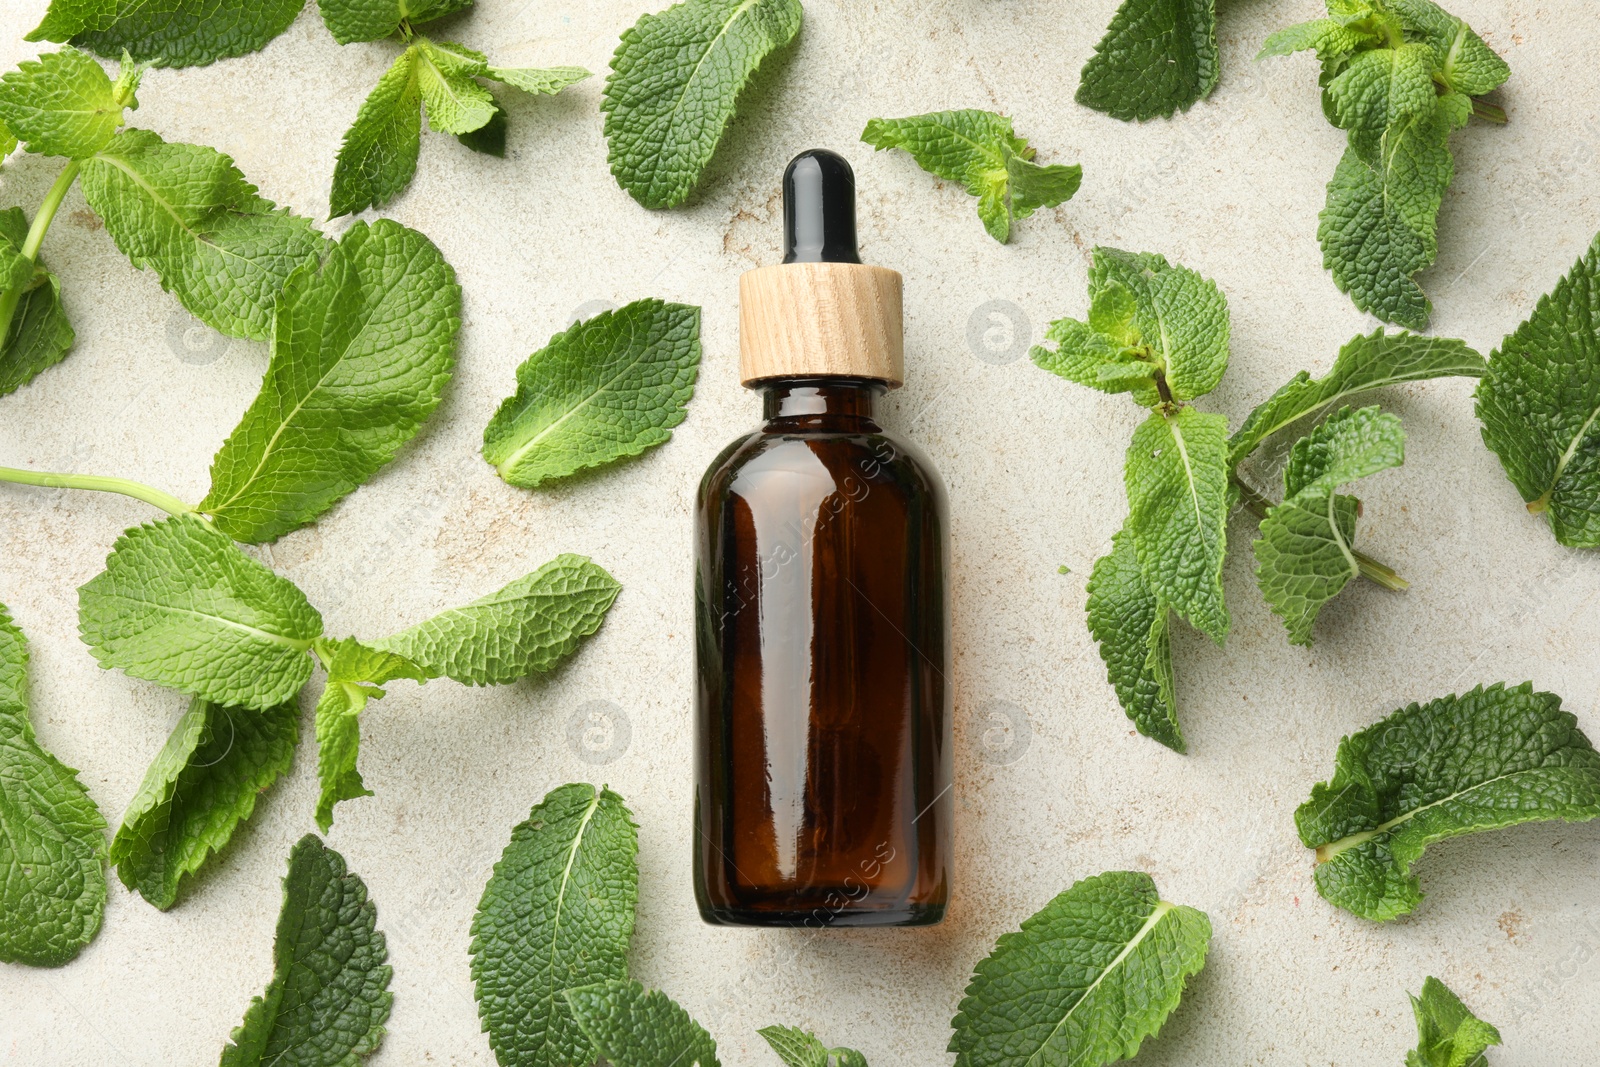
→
(738, 261, 904, 387)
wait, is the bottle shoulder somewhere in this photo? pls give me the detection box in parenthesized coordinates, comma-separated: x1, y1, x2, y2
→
(698, 426, 946, 509)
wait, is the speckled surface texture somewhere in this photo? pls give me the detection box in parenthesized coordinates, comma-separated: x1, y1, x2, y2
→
(2, 1, 1598, 1063)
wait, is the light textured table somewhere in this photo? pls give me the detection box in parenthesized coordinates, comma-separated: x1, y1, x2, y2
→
(1, 1, 1597, 1063)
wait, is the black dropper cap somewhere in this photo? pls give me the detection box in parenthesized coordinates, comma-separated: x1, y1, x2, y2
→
(782, 149, 861, 264)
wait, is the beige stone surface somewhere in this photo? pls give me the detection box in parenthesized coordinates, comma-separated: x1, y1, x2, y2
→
(1, 0, 1598, 1063)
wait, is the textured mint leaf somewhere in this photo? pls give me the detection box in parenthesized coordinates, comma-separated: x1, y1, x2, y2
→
(1076, 0, 1219, 121)
(371, 554, 620, 686)
(1125, 407, 1231, 641)
(81, 127, 328, 340)
(329, 47, 422, 219)
(1229, 329, 1484, 466)
(1030, 276, 1161, 405)
(110, 695, 297, 910)
(455, 94, 506, 156)
(200, 219, 460, 543)
(311, 637, 426, 833)
(0, 45, 124, 158)
(1258, 19, 1376, 62)
(603, 0, 802, 209)
(1324, 43, 1438, 135)
(1090, 247, 1229, 401)
(1475, 232, 1600, 547)
(471, 783, 639, 1067)
(1297, 682, 1600, 921)
(0, 207, 76, 397)
(564, 979, 720, 1067)
(1254, 406, 1404, 646)
(220, 835, 392, 1067)
(40, 0, 306, 69)
(948, 870, 1211, 1067)
(1408, 977, 1501, 1067)
(0, 117, 17, 159)
(488, 65, 591, 96)
(315, 0, 403, 44)
(78, 515, 323, 709)
(1319, 102, 1454, 330)
(1086, 530, 1182, 752)
(415, 38, 495, 135)
(758, 1026, 869, 1067)
(1390, 0, 1509, 96)
(0, 603, 107, 967)
(861, 110, 1079, 243)
(483, 299, 701, 488)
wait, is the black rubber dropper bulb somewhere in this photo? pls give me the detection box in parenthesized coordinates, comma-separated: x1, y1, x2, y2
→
(782, 148, 861, 264)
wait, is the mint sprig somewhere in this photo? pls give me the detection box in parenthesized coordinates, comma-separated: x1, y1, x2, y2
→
(1260, 0, 1509, 328)
(860, 110, 1081, 244)
(219, 835, 393, 1066)
(322, 4, 590, 218)
(0, 602, 107, 967)
(1408, 977, 1501, 1067)
(759, 1026, 869, 1067)
(1034, 246, 1483, 749)
(1298, 682, 1600, 921)
(603, 0, 802, 209)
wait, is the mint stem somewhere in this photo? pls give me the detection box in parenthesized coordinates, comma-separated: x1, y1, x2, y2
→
(1470, 98, 1507, 124)
(1230, 474, 1409, 592)
(0, 465, 194, 517)
(0, 158, 82, 345)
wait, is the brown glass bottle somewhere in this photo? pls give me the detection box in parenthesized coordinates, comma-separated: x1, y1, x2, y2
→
(693, 150, 951, 927)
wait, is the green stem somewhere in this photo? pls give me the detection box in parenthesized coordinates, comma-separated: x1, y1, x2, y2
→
(0, 465, 193, 517)
(0, 158, 81, 344)
(1230, 474, 1409, 592)
(1471, 98, 1508, 124)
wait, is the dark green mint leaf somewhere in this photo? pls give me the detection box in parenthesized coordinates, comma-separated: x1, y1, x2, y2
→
(1086, 530, 1182, 752)
(329, 47, 422, 218)
(565, 979, 721, 1067)
(1076, 0, 1219, 122)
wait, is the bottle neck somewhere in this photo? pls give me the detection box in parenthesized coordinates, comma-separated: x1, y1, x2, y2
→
(758, 377, 884, 431)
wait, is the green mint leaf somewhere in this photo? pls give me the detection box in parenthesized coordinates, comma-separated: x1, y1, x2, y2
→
(311, 637, 426, 833)
(1125, 406, 1231, 641)
(41, 0, 305, 69)
(1319, 101, 1454, 330)
(482, 298, 701, 488)
(0, 602, 107, 967)
(564, 979, 721, 1067)
(329, 47, 422, 219)
(1253, 406, 1405, 646)
(471, 783, 639, 1067)
(0, 116, 17, 159)
(1075, 0, 1219, 121)
(0, 207, 76, 397)
(1258, 19, 1377, 62)
(1229, 329, 1484, 467)
(110, 695, 297, 910)
(371, 554, 620, 686)
(0, 45, 124, 158)
(456, 94, 506, 156)
(603, 0, 803, 210)
(860, 110, 1078, 243)
(78, 514, 323, 709)
(1031, 278, 1161, 404)
(1408, 977, 1501, 1067)
(415, 38, 496, 135)
(81, 127, 328, 340)
(1297, 682, 1600, 921)
(1090, 247, 1229, 401)
(315, 0, 405, 45)
(220, 834, 392, 1067)
(758, 1025, 869, 1067)
(1389, 0, 1509, 96)
(1086, 530, 1182, 752)
(948, 870, 1211, 1067)
(199, 219, 458, 543)
(1475, 232, 1600, 547)
(488, 65, 592, 96)
(1323, 43, 1439, 135)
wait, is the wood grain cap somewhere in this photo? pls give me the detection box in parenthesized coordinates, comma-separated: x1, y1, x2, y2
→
(739, 262, 904, 387)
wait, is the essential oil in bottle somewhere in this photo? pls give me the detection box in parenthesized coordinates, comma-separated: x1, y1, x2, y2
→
(693, 148, 952, 927)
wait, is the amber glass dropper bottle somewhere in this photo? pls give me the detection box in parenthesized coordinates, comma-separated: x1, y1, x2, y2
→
(693, 148, 951, 927)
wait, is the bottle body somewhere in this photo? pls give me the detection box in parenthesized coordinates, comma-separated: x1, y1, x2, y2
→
(694, 378, 951, 927)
